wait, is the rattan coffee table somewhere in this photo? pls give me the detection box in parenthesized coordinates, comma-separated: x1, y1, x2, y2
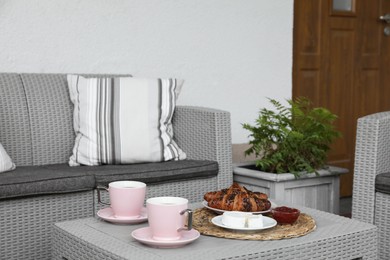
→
(52, 203, 377, 260)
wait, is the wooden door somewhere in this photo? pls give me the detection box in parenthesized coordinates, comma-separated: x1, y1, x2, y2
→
(293, 0, 390, 197)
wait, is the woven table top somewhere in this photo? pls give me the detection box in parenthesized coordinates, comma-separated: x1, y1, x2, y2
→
(52, 202, 378, 260)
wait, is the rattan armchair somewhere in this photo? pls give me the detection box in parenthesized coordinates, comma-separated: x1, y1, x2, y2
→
(352, 111, 390, 259)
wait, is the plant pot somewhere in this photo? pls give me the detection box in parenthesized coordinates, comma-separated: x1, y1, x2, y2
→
(233, 162, 348, 214)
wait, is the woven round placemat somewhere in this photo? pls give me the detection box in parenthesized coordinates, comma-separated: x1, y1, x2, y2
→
(192, 208, 316, 240)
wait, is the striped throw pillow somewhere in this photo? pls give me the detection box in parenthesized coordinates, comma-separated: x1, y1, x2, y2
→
(67, 75, 186, 166)
(0, 143, 16, 173)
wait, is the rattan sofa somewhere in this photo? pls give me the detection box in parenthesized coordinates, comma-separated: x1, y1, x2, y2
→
(352, 111, 390, 260)
(0, 73, 233, 260)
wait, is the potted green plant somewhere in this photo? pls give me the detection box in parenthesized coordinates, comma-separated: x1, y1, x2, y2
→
(233, 97, 347, 213)
(243, 97, 341, 177)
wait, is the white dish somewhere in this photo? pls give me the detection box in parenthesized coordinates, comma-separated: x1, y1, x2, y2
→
(131, 227, 200, 248)
(202, 200, 275, 215)
(221, 211, 264, 228)
(97, 207, 148, 224)
(211, 215, 277, 231)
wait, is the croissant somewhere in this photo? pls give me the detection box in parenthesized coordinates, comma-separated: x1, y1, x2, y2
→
(204, 183, 271, 212)
(204, 182, 268, 201)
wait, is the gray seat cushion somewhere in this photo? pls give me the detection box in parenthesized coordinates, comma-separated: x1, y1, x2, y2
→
(0, 160, 218, 199)
(0, 165, 95, 199)
(375, 172, 390, 194)
(92, 160, 218, 186)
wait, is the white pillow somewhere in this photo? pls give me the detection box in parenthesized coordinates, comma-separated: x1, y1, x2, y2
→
(67, 75, 186, 166)
(0, 143, 16, 173)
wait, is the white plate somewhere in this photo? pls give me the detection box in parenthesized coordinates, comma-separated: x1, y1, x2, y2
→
(202, 200, 276, 215)
(131, 227, 200, 248)
(211, 215, 277, 231)
(97, 207, 148, 224)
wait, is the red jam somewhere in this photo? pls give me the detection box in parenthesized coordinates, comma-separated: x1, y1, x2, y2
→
(272, 206, 300, 224)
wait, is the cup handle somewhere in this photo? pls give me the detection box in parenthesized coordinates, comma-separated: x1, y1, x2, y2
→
(178, 209, 193, 231)
(96, 185, 110, 206)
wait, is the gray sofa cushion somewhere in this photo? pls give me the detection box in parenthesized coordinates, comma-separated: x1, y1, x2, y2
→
(376, 172, 390, 194)
(0, 160, 218, 199)
(91, 159, 218, 186)
(0, 165, 95, 199)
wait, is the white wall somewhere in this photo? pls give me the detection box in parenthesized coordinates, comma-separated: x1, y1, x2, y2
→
(0, 0, 293, 144)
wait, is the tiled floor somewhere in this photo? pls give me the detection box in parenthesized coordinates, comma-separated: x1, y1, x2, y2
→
(339, 196, 352, 217)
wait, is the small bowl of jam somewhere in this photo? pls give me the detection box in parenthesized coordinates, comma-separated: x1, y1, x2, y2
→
(272, 206, 300, 224)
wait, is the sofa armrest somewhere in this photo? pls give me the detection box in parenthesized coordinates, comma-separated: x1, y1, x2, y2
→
(172, 106, 233, 189)
(352, 111, 390, 223)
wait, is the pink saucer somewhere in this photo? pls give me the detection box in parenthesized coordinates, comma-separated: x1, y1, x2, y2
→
(131, 227, 200, 248)
(97, 207, 148, 224)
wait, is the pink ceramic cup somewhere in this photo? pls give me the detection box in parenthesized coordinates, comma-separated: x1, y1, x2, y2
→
(97, 181, 146, 218)
(146, 197, 193, 241)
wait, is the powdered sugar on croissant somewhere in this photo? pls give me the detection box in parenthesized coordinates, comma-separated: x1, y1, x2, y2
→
(204, 183, 271, 212)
